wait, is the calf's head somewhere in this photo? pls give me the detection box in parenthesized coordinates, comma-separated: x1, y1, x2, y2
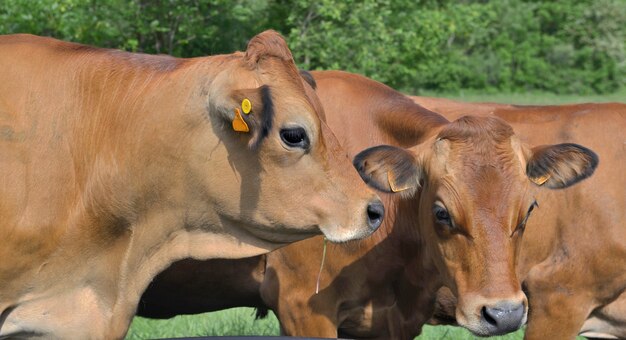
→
(199, 31, 382, 246)
(354, 115, 597, 336)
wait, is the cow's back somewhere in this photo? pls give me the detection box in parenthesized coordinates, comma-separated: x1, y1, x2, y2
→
(0, 34, 192, 299)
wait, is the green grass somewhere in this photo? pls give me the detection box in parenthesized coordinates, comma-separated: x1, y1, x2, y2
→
(418, 87, 626, 105)
(126, 308, 278, 339)
(126, 308, 530, 339)
(125, 90, 612, 339)
(420, 325, 526, 340)
(126, 309, 589, 339)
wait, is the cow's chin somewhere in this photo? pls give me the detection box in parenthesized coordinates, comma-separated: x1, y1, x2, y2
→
(240, 222, 322, 245)
(318, 223, 372, 243)
(455, 307, 498, 337)
(218, 214, 322, 249)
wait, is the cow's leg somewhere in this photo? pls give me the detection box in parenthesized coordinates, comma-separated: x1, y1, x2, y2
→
(261, 265, 339, 338)
(277, 287, 340, 337)
(383, 306, 427, 340)
(580, 293, 626, 339)
(276, 306, 338, 337)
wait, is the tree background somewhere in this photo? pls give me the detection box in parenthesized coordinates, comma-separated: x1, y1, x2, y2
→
(1, 0, 624, 94)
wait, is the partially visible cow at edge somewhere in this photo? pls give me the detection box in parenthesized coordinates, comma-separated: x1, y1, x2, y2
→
(0, 33, 385, 339)
(139, 71, 619, 339)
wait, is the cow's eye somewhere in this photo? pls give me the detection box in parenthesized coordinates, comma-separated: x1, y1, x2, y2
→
(433, 204, 452, 226)
(280, 127, 309, 149)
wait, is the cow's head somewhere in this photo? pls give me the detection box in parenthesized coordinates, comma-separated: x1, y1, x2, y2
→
(200, 31, 382, 247)
(354, 115, 598, 336)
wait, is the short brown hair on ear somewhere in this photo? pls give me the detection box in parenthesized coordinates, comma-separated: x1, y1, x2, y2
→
(527, 143, 599, 189)
(244, 30, 293, 68)
(353, 145, 421, 196)
(299, 70, 317, 90)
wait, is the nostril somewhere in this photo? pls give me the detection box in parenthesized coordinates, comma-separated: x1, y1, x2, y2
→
(366, 200, 384, 231)
(481, 306, 498, 327)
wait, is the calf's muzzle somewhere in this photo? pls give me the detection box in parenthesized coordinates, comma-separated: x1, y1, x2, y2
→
(480, 300, 526, 335)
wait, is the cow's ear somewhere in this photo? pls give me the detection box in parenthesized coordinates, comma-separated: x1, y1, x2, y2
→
(244, 30, 293, 68)
(526, 143, 598, 189)
(299, 70, 317, 89)
(353, 145, 421, 196)
(225, 85, 275, 149)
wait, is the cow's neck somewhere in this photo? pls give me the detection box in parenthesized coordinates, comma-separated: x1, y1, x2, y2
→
(351, 194, 426, 267)
(375, 100, 449, 148)
(55, 53, 274, 335)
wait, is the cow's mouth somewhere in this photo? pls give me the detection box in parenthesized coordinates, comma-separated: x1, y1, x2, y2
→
(220, 214, 321, 246)
(456, 297, 527, 337)
(244, 222, 321, 244)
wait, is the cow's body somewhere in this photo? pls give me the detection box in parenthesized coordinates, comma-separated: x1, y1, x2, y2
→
(139, 72, 617, 339)
(0, 34, 383, 339)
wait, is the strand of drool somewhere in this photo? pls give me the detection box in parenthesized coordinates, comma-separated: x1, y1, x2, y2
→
(315, 237, 328, 294)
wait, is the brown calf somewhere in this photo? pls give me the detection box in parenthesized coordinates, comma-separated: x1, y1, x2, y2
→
(412, 97, 626, 339)
(0, 34, 382, 339)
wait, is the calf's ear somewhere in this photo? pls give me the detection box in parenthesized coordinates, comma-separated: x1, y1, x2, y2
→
(353, 145, 421, 196)
(526, 143, 598, 189)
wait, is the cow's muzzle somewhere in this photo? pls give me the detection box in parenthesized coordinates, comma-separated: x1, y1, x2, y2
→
(479, 300, 526, 335)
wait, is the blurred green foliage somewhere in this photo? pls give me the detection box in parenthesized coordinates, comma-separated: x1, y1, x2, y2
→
(1, 0, 624, 94)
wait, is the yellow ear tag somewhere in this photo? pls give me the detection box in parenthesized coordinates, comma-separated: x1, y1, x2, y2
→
(241, 98, 252, 114)
(232, 108, 249, 132)
(530, 174, 550, 186)
(388, 171, 411, 193)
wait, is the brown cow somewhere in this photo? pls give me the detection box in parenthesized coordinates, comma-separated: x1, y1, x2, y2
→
(410, 97, 626, 339)
(0, 33, 384, 339)
(139, 71, 611, 340)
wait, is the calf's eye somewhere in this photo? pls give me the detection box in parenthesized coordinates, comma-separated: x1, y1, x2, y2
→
(433, 205, 452, 226)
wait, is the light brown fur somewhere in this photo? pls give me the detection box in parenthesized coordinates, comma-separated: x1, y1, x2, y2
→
(0, 34, 381, 339)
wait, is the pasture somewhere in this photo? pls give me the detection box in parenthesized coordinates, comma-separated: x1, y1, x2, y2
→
(124, 91, 621, 339)
(126, 308, 526, 339)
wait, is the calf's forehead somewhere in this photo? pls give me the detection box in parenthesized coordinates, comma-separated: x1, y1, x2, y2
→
(451, 147, 526, 197)
(428, 122, 531, 222)
(432, 116, 526, 184)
